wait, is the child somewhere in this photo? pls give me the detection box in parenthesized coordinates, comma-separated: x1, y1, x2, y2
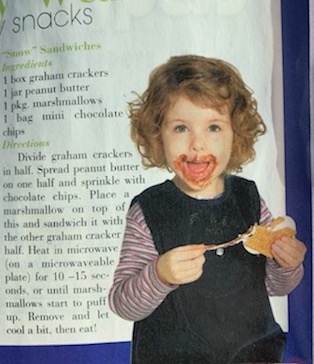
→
(109, 55, 306, 364)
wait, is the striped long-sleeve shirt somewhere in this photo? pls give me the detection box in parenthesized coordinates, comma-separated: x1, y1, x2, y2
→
(109, 199, 304, 321)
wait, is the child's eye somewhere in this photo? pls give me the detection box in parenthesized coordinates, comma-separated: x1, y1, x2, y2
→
(208, 124, 221, 132)
(175, 125, 188, 133)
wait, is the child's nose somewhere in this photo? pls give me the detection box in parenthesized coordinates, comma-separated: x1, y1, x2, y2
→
(191, 132, 206, 152)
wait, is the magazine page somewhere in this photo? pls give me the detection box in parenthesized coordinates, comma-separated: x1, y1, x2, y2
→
(0, 0, 311, 363)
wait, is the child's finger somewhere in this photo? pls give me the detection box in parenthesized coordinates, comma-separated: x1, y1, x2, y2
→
(271, 237, 306, 268)
(157, 249, 205, 285)
(171, 256, 205, 284)
(273, 237, 306, 257)
(171, 244, 206, 261)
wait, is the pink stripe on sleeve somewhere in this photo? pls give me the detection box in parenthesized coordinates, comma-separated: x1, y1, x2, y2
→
(108, 203, 176, 321)
(260, 198, 304, 295)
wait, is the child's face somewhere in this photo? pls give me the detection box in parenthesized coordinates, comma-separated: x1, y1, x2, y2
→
(161, 95, 233, 198)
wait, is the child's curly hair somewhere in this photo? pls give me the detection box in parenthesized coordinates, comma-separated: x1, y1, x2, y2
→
(129, 55, 266, 173)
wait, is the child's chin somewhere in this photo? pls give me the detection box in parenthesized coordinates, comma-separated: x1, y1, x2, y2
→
(174, 172, 212, 193)
(184, 173, 212, 187)
(183, 178, 212, 191)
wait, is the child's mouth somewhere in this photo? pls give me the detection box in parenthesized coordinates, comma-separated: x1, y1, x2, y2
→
(174, 154, 217, 186)
(186, 160, 210, 175)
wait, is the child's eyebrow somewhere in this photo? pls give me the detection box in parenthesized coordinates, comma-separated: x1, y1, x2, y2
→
(164, 118, 186, 123)
(208, 118, 231, 123)
(165, 117, 230, 124)
(162, 118, 186, 124)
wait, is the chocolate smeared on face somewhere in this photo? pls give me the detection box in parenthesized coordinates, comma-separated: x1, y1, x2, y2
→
(173, 154, 217, 187)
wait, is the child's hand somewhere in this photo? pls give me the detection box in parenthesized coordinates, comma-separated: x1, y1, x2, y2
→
(271, 237, 307, 268)
(156, 245, 206, 285)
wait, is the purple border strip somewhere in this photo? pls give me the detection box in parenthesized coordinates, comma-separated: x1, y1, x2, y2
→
(281, 0, 313, 363)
